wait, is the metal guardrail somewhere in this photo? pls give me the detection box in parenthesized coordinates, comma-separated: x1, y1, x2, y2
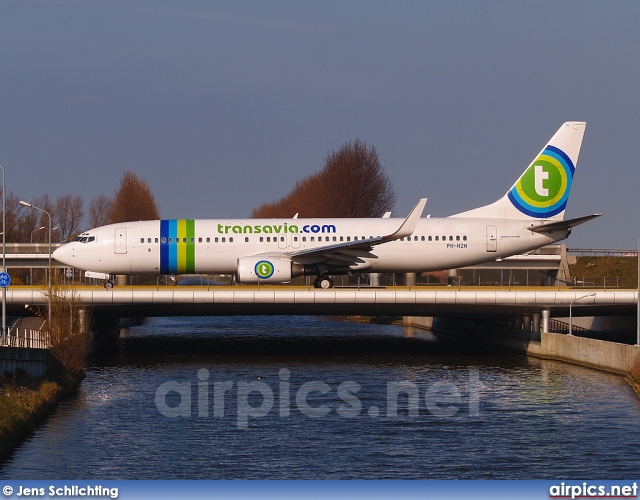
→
(549, 319, 636, 345)
(568, 248, 639, 257)
(5, 328, 51, 349)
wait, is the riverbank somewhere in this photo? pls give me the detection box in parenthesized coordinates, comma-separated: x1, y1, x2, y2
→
(625, 357, 640, 398)
(0, 375, 82, 464)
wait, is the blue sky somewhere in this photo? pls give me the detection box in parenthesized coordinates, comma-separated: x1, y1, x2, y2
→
(1, 1, 639, 249)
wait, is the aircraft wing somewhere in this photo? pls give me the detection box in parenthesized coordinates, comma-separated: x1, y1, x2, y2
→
(286, 198, 426, 267)
(527, 214, 603, 234)
(255, 198, 427, 267)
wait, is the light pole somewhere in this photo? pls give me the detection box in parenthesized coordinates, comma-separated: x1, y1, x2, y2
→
(19, 201, 52, 326)
(46, 226, 59, 242)
(30, 225, 45, 285)
(31, 226, 46, 242)
(637, 238, 639, 346)
(0, 164, 5, 346)
(569, 292, 596, 336)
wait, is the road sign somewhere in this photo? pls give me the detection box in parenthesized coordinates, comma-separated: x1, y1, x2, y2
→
(0, 272, 11, 288)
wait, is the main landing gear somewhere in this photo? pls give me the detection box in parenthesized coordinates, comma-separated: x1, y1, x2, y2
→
(313, 276, 334, 289)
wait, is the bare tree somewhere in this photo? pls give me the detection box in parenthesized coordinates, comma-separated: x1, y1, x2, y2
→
(252, 139, 396, 219)
(319, 140, 396, 218)
(107, 171, 160, 223)
(3, 191, 25, 242)
(88, 194, 113, 228)
(55, 194, 84, 242)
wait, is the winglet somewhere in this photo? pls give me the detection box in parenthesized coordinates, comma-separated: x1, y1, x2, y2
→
(383, 198, 427, 241)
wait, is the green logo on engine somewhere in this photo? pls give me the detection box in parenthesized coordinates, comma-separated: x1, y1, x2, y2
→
(255, 260, 275, 279)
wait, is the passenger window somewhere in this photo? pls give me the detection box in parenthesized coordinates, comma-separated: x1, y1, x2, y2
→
(428, 236, 432, 241)
(463, 236, 467, 241)
(414, 236, 418, 241)
(245, 237, 249, 242)
(222, 237, 225, 243)
(215, 237, 219, 243)
(435, 236, 439, 241)
(340, 236, 343, 242)
(260, 237, 264, 242)
(229, 237, 233, 243)
(421, 236, 425, 241)
(333, 236, 337, 242)
(206, 237, 210, 243)
(456, 236, 460, 241)
(169, 238, 173, 243)
(449, 236, 453, 241)
(347, 236, 351, 242)
(140, 238, 144, 243)
(161, 237, 166, 243)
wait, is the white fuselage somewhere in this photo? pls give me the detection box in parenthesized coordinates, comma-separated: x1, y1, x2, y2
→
(53, 216, 565, 277)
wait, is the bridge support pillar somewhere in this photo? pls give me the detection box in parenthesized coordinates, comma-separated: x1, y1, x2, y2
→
(514, 317, 523, 330)
(522, 314, 531, 331)
(541, 309, 550, 334)
(405, 273, 416, 287)
(78, 308, 90, 334)
(532, 312, 541, 333)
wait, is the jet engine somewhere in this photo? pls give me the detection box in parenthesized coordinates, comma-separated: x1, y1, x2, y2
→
(236, 256, 303, 284)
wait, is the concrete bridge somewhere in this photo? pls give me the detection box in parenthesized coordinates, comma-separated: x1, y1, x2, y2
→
(5, 285, 638, 332)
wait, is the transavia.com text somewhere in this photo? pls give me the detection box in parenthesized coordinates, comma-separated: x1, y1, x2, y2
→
(155, 368, 481, 428)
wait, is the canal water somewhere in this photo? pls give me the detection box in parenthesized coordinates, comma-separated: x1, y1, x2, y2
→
(1, 316, 639, 479)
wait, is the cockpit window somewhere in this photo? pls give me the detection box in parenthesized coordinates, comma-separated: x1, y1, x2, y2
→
(74, 235, 96, 243)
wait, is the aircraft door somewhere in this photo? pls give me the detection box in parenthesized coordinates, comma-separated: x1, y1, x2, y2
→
(486, 225, 497, 252)
(115, 227, 127, 254)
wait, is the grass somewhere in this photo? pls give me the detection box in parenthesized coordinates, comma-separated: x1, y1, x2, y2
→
(0, 377, 63, 463)
(570, 256, 638, 289)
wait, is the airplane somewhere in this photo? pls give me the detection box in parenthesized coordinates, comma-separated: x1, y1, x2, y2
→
(53, 121, 601, 289)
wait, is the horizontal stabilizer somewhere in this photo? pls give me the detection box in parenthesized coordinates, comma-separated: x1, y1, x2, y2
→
(527, 214, 602, 233)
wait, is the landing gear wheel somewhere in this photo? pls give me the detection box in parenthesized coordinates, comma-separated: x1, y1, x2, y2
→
(104, 280, 114, 290)
(313, 276, 334, 289)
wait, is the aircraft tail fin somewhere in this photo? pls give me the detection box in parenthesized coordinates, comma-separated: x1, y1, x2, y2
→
(450, 121, 586, 221)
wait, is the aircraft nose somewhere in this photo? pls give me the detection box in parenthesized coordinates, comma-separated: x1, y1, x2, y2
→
(52, 245, 69, 265)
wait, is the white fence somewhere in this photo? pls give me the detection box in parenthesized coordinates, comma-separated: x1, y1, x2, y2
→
(5, 328, 51, 349)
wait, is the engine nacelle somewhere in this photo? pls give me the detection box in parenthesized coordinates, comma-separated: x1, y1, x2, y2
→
(237, 256, 301, 284)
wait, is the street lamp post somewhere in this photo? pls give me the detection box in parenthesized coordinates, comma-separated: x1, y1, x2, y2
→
(30, 226, 45, 285)
(19, 201, 52, 326)
(0, 164, 5, 346)
(569, 292, 596, 336)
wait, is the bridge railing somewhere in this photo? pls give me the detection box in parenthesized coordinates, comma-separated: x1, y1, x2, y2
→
(5, 328, 51, 349)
